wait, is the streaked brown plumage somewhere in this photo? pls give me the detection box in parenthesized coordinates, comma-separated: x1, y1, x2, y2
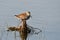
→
(15, 11, 31, 20)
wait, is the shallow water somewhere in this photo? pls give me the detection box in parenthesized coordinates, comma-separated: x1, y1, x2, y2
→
(0, 0, 60, 40)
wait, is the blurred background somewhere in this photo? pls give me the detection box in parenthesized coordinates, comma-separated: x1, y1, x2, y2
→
(0, 0, 60, 40)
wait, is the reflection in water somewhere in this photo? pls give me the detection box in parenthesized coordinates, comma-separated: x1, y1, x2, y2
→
(27, 25, 42, 35)
(0, 24, 42, 40)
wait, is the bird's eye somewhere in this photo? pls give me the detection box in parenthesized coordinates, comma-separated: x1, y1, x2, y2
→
(28, 11, 30, 14)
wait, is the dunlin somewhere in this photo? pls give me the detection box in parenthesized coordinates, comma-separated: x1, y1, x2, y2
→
(15, 11, 32, 20)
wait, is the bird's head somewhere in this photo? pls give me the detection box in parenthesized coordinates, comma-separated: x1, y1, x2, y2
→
(26, 11, 32, 18)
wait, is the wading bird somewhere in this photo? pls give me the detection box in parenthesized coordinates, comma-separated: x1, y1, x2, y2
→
(14, 11, 32, 20)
